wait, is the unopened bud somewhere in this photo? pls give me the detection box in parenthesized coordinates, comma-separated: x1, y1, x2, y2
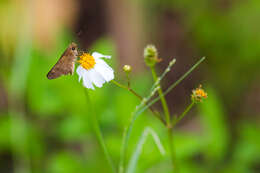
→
(144, 44, 161, 67)
(123, 65, 132, 73)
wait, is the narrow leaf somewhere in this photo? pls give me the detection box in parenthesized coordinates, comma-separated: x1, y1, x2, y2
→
(126, 127, 165, 173)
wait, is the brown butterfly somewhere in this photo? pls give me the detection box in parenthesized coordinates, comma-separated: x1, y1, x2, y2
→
(47, 42, 78, 79)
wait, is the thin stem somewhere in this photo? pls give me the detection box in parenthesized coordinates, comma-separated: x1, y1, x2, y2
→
(118, 57, 205, 173)
(128, 88, 142, 100)
(111, 80, 166, 125)
(136, 57, 205, 118)
(84, 90, 116, 173)
(111, 80, 143, 100)
(119, 126, 129, 173)
(175, 101, 195, 125)
(118, 57, 204, 173)
(167, 128, 178, 173)
(126, 73, 130, 88)
(150, 66, 177, 172)
(112, 80, 128, 90)
(150, 67, 171, 127)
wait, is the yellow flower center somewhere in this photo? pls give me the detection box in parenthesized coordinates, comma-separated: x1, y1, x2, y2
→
(195, 88, 207, 98)
(191, 85, 208, 102)
(78, 53, 96, 70)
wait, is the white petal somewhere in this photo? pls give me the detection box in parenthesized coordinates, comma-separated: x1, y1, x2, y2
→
(94, 58, 114, 81)
(92, 52, 111, 59)
(82, 71, 95, 89)
(94, 63, 114, 82)
(95, 58, 114, 71)
(76, 66, 84, 82)
(77, 66, 94, 89)
(87, 69, 106, 88)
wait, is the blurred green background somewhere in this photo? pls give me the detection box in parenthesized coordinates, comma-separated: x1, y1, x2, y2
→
(0, 0, 260, 173)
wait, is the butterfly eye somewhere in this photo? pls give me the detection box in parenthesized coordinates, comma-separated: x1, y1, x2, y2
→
(72, 47, 75, 50)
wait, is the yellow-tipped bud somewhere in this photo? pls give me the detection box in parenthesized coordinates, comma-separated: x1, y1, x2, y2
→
(144, 44, 161, 67)
(191, 85, 208, 103)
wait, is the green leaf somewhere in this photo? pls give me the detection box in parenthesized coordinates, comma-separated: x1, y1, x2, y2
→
(126, 127, 165, 173)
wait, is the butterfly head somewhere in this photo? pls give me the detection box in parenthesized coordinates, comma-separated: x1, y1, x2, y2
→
(69, 42, 78, 57)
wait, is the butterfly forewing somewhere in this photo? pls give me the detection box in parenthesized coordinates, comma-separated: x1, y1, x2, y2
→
(47, 43, 78, 79)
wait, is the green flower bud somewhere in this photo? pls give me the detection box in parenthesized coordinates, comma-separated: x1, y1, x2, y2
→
(144, 44, 160, 67)
(123, 65, 132, 73)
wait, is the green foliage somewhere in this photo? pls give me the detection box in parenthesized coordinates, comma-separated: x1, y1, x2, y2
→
(199, 86, 229, 161)
(0, 0, 260, 172)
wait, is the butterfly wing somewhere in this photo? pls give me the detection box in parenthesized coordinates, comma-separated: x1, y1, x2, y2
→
(47, 43, 78, 79)
(46, 55, 74, 79)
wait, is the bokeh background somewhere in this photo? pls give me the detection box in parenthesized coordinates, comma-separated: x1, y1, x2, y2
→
(0, 0, 260, 172)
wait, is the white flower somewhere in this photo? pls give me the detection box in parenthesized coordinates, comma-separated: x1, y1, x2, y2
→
(76, 52, 114, 89)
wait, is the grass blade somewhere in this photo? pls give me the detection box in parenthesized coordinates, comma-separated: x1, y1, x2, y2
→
(126, 127, 165, 173)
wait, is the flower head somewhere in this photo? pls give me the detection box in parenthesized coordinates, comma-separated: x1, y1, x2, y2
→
(191, 85, 208, 103)
(77, 52, 114, 89)
(144, 44, 161, 67)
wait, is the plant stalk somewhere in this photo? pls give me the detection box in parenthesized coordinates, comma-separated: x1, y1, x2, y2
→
(150, 67, 178, 172)
(167, 128, 178, 173)
(150, 67, 171, 127)
(112, 80, 166, 125)
(84, 90, 116, 173)
(175, 101, 195, 124)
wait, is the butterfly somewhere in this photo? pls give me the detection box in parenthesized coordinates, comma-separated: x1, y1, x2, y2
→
(47, 42, 78, 79)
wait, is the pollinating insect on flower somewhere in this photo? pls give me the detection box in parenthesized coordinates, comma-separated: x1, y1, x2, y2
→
(191, 85, 208, 103)
(76, 52, 114, 89)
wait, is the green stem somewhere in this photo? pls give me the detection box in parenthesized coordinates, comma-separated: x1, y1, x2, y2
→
(119, 126, 129, 173)
(113, 79, 166, 173)
(150, 67, 171, 126)
(118, 57, 204, 173)
(126, 73, 130, 88)
(84, 90, 116, 173)
(150, 67, 177, 172)
(111, 80, 143, 100)
(137, 57, 205, 119)
(175, 102, 195, 125)
(168, 128, 178, 173)
(111, 80, 128, 90)
(111, 80, 166, 125)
